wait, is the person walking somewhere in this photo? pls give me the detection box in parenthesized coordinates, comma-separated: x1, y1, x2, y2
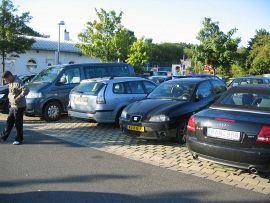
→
(0, 71, 29, 145)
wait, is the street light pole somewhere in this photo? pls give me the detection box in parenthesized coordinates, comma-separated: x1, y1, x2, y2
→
(57, 21, 65, 65)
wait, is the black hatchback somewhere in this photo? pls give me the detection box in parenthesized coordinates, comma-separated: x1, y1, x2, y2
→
(186, 85, 270, 173)
(119, 78, 227, 142)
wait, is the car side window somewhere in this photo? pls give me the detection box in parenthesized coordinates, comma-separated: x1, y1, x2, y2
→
(113, 82, 125, 94)
(231, 79, 240, 87)
(211, 80, 227, 94)
(127, 81, 145, 94)
(84, 66, 108, 78)
(59, 67, 81, 84)
(142, 81, 157, 94)
(109, 66, 130, 76)
(196, 81, 212, 99)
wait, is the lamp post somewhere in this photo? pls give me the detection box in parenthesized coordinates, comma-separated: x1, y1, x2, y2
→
(57, 21, 65, 64)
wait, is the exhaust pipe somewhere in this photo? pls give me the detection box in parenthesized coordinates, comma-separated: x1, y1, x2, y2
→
(249, 167, 258, 174)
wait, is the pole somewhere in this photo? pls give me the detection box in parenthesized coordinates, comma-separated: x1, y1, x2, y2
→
(57, 24, 60, 64)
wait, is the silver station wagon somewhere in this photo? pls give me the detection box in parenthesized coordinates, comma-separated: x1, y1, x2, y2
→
(68, 77, 157, 123)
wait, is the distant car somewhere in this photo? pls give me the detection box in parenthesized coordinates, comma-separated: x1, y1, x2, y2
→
(0, 74, 35, 113)
(229, 76, 270, 88)
(119, 78, 227, 142)
(68, 77, 157, 123)
(149, 71, 172, 84)
(186, 85, 270, 173)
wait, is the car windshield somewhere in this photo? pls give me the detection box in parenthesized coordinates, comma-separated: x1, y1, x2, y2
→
(219, 91, 270, 110)
(32, 66, 63, 83)
(72, 82, 104, 96)
(148, 81, 196, 100)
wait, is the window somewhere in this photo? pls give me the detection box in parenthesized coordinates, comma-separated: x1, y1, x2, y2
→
(59, 67, 81, 84)
(26, 59, 37, 73)
(84, 66, 108, 79)
(73, 82, 104, 95)
(109, 66, 130, 76)
(127, 81, 145, 94)
(196, 81, 212, 99)
(113, 83, 125, 94)
(211, 80, 227, 94)
(220, 92, 270, 109)
(143, 81, 157, 94)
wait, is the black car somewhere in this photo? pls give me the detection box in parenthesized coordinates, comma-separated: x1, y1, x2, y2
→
(0, 74, 35, 113)
(186, 85, 270, 173)
(229, 76, 270, 88)
(119, 78, 227, 142)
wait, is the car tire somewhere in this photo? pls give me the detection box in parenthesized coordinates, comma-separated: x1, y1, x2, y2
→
(174, 121, 187, 144)
(115, 107, 125, 126)
(43, 101, 61, 121)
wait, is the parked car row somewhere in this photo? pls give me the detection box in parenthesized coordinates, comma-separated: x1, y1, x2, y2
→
(2, 63, 269, 173)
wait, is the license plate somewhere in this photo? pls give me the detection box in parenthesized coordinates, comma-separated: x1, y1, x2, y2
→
(76, 96, 88, 103)
(207, 128, 240, 141)
(127, 125, 145, 132)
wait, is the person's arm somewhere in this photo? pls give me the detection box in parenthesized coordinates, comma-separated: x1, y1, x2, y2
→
(15, 84, 29, 101)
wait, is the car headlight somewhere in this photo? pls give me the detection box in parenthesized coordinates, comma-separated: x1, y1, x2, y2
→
(0, 94, 5, 99)
(149, 115, 170, 122)
(121, 109, 128, 119)
(26, 92, 42, 98)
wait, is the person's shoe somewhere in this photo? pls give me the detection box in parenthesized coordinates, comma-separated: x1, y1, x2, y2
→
(12, 141, 22, 145)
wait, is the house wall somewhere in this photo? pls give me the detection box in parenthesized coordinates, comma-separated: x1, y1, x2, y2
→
(1, 50, 100, 77)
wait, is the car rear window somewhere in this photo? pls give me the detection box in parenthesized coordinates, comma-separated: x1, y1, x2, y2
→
(220, 92, 270, 109)
(73, 82, 104, 95)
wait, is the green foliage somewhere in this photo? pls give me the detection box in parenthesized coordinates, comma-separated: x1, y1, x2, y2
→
(192, 17, 240, 75)
(77, 8, 135, 62)
(149, 42, 191, 67)
(0, 0, 35, 74)
(247, 30, 270, 75)
(126, 37, 150, 73)
(230, 64, 247, 77)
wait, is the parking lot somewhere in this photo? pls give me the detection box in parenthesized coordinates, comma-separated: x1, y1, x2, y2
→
(1, 114, 269, 195)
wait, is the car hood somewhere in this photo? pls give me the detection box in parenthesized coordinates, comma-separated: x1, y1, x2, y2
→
(26, 82, 50, 92)
(126, 98, 188, 116)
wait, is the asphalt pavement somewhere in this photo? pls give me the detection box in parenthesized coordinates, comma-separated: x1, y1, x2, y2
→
(0, 125, 269, 203)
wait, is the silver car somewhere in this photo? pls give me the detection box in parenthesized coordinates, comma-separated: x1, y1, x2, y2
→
(68, 77, 157, 123)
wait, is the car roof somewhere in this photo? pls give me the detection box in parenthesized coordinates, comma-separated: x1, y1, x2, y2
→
(167, 77, 211, 83)
(81, 76, 148, 84)
(234, 76, 266, 79)
(228, 84, 270, 92)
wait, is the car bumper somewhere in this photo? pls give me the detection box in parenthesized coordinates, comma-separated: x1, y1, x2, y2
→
(68, 109, 115, 123)
(25, 98, 43, 116)
(119, 119, 176, 140)
(186, 136, 270, 171)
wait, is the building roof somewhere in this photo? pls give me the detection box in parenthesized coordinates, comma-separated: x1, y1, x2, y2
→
(30, 36, 81, 53)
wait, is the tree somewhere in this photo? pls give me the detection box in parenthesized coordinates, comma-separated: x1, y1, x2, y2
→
(0, 0, 35, 76)
(126, 37, 150, 73)
(192, 17, 240, 75)
(247, 29, 270, 75)
(77, 8, 135, 62)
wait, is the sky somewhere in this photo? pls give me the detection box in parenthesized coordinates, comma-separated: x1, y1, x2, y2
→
(12, 0, 270, 47)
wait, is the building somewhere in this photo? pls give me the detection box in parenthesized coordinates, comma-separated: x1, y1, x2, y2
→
(1, 36, 100, 77)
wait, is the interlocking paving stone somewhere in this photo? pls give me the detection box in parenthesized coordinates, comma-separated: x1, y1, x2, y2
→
(1, 114, 269, 195)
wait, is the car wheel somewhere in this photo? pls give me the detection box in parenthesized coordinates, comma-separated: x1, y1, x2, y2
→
(43, 101, 61, 121)
(174, 121, 187, 143)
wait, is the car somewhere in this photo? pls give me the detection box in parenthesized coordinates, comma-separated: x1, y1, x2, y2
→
(228, 76, 270, 88)
(0, 74, 35, 113)
(25, 63, 135, 121)
(186, 85, 270, 173)
(173, 74, 224, 82)
(68, 77, 157, 123)
(119, 78, 227, 142)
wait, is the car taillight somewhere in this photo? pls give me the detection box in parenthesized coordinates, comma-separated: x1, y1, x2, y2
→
(256, 126, 270, 143)
(187, 115, 196, 132)
(96, 86, 106, 104)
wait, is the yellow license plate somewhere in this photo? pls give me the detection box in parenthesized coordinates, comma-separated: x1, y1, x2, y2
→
(127, 125, 145, 132)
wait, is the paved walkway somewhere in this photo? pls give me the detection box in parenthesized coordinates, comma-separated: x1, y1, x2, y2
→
(1, 114, 269, 195)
